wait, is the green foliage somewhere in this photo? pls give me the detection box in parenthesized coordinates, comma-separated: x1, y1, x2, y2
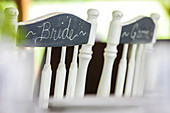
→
(0, 2, 18, 41)
(0, 6, 3, 38)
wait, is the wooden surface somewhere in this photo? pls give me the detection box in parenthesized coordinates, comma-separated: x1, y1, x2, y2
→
(17, 14, 91, 47)
(120, 17, 155, 44)
(115, 15, 158, 97)
(97, 11, 123, 97)
(48, 42, 123, 96)
(46, 94, 170, 113)
(75, 9, 99, 97)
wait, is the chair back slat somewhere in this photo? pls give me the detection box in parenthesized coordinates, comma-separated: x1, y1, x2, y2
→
(66, 45, 79, 98)
(115, 44, 129, 96)
(46, 47, 52, 65)
(131, 44, 144, 96)
(54, 46, 67, 99)
(136, 44, 148, 96)
(124, 44, 137, 97)
(39, 47, 52, 108)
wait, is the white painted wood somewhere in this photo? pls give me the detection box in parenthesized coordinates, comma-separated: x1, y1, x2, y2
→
(66, 45, 78, 98)
(48, 94, 168, 113)
(136, 44, 147, 96)
(124, 44, 137, 97)
(115, 44, 128, 97)
(26, 47, 35, 100)
(39, 47, 52, 108)
(54, 47, 67, 99)
(97, 11, 123, 97)
(4, 7, 19, 33)
(4, 7, 35, 101)
(133, 14, 160, 96)
(143, 13, 160, 94)
(150, 13, 160, 48)
(132, 44, 144, 96)
(3, 7, 18, 69)
(75, 9, 99, 97)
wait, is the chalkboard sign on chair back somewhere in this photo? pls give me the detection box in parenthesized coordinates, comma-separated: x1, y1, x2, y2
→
(9, 7, 99, 108)
(97, 11, 159, 97)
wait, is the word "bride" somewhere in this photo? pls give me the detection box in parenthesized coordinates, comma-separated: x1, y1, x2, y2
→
(25, 18, 86, 43)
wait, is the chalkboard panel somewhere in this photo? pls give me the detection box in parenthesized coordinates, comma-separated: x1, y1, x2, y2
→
(120, 17, 155, 44)
(17, 14, 91, 47)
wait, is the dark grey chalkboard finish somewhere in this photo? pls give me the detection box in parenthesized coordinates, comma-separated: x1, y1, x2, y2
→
(120, 17, 155, 44)
(17, 14, 91, 47)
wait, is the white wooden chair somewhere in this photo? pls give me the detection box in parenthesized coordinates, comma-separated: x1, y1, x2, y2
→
(5, 7, 161, 113)
(5, 7, 99, 109)
(97, 11, 159, 97)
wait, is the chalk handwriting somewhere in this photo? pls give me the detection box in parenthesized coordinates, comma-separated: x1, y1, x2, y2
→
(25, 31, 36, 38)
(79, 31, 86, 36)
(122, 32, 129, 38)
(25, 18, 87, 43)
(122, 23, 150, 40)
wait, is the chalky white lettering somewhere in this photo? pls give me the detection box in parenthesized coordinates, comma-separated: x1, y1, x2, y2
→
(25, 18, 87, 43)
(122, 23, 150, 40)
(25, 31, 36, 38)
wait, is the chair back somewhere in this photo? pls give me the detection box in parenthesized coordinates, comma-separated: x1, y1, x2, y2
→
(97, 11, 159, 97)
(5, 7, 99, 108)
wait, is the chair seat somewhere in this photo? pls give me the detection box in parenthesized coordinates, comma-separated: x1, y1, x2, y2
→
(47, 94, 168, 113)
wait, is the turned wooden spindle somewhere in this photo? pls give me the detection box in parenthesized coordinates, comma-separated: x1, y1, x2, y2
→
(3, 7, 19, 37)
(97, 11, 123, 97)
(75, 9, 99, 97)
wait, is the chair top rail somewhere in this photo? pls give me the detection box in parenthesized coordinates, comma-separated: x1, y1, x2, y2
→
(19, 12, 64, 25)
(122, 16, 144, 26)
(120, 16, 155, 44)
(16, 13, 92, 47)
